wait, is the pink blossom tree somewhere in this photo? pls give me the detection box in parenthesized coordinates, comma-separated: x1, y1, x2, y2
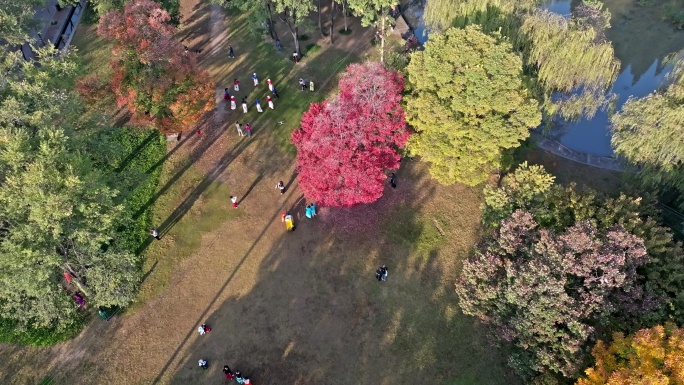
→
(291, 62, 409, 207)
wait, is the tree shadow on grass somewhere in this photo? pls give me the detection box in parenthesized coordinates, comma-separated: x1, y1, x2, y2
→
(158, 161, 520, 385)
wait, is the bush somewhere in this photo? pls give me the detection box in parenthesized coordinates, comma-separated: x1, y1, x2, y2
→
(0, 314, 86, 346)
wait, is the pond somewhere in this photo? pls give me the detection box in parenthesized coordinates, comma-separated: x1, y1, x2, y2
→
(400, 0, 684, 157)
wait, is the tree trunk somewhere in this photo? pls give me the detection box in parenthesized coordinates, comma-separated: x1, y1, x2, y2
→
(329, 0, 335, 44)
(294, 26, 301, 56)
(380, 10, 385, 63)
(318, 0, 323, 36)
(343, 0, 348, 31)
(267, 2, 278, 40)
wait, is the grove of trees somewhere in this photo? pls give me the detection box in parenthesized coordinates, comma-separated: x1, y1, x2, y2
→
(291, 62, 408, 207)
(457, 163, 684, 380)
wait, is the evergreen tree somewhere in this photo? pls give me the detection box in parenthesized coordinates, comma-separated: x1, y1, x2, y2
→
(404, 26, 541, 186)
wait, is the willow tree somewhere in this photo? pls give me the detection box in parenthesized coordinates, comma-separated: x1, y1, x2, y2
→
(424, 0, 539, 33)
(404, 26, 541, 186)
(611, 65, 684, 211)
(520, 9, 619, 121)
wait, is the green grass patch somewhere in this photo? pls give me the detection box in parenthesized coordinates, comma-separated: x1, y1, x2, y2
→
(384, 206, 446, 259)
(110, 128, 167, 254)
(338, 28, 352, 35)
(37, 376, 54, 385)
(131, 163, 241, 310)
(305, 44, 322, 55)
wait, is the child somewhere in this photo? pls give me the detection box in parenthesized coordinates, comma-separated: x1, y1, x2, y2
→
(390, 172, 397, 188)
(272, 86, 279, 98)
(228, 46, 235, 58)
(242, 98, 248, 113)
(150, 228, 160, 240)
(275, 181, 285, 194)
(243, 377, 252, 384)
(245, 124, 251, 138)
(235, 371, 244, 384)
(224, 88, 230, 100)
(285, 214, 295, 231)
(231, 95, 237, 110)
(299, 78, 307, 91)
(234, 78, 240, 91)
(198, 359, 208, 369)
(252, 72, 259, 86)
(231, 196, 238, 209)
(236, 122, 244, 137)
(305, 204, 313, 219)
(267, 95, 274, 110)
(267, 78, 273, 92)
(256, 99, 263, 113)
(310, 202, 316, 217)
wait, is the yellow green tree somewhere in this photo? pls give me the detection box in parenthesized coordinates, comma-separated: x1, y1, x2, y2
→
(577, 323, 684, 385)
(404, 26, 541, 186)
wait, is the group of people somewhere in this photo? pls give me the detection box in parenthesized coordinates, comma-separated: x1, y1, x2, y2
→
(197, 323, 253, 383)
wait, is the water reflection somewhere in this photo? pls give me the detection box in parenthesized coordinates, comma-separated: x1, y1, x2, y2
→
(401, 0, 684, 156)
(554, 58, 675, 156)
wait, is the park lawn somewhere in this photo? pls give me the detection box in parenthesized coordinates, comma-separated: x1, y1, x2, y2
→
(0, 3, 516, 385)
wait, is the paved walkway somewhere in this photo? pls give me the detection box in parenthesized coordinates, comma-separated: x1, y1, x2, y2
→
(530, 130, 639, 173)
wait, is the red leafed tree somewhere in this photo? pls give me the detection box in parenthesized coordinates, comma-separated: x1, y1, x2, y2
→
(94, 0, 215, 132)
(291, 62, 409, 207)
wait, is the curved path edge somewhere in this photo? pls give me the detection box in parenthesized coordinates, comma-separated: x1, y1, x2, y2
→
(530, 130, 639, 173)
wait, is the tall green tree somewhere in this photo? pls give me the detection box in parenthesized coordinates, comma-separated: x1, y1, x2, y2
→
(272, 0, 315, 55)
(611, 64, 684, 212)
(0, 0, 48, 45)
(0, 46, 142, 333)
(404, 26, 541, 186)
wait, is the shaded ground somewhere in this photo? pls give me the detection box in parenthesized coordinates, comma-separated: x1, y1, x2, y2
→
(0, 2, 518, 385)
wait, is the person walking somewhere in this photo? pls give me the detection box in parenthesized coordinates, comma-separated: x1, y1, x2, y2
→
(236, 122, 244, 137)
(150, 228, 160, 240)
(267, 95, 274, 110)
(223, 365, 235, 380)
(231, 195, 238, 209)
(252, 72, 259, 86)
(255, 99, 263, 113)
(275, 180, 285, 194)
(390, 172, 397, 188)
(275, 38, 282, 51)
(242, 98, 248, 113)
(272, 86, 279, 99)
(229, 45, 235, 58)
(198, 359, 208, 369)
(224, 88, 230, 101)
(234, 78, 240, 92)
(245, 123, 251, 138)
(267, 78, 273, 92)
(230, 95, 236, 110)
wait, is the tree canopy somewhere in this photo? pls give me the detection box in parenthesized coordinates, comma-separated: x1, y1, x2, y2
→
(458, 163, 684, 379)
(404, 26, 541, 186)
(291, 62, 408, 207)
(577, 323, 684, 385)
(0, 0, 48, 45)
(611, 64, 684, 212)
(96, 0, 215, 133)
